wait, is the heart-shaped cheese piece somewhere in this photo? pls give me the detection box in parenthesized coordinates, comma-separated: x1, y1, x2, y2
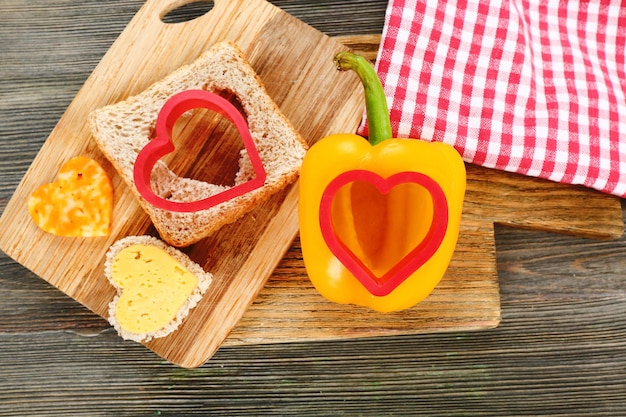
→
(109, 243, 198, 336)
(105, 236, 212, 343)
(28, 156, 112, 237)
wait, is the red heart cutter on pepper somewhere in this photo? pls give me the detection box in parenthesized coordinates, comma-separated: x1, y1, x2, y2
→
(134, 89, 267, 212)
(319, 170, 449, 297)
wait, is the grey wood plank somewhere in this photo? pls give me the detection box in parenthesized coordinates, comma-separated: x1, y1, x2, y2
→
(1, 0, 625, 416)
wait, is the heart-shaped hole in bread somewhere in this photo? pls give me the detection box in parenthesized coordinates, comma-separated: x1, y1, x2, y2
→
(134, 89, 267, 212)
(161, 90, 247, 188)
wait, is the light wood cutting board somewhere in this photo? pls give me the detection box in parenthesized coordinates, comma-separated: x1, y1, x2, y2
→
(0, 4, 623, 368)
(0, 0, 364, 368)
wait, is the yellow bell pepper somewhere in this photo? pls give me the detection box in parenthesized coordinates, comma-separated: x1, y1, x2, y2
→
(298, 51, 466, 312)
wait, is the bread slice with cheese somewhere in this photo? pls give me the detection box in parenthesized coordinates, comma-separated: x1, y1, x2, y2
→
(89, 41, 308, 247)
(105, 235, 212, 343)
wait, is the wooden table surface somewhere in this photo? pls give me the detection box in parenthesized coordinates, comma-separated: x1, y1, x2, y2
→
(1, 1, 625, 415)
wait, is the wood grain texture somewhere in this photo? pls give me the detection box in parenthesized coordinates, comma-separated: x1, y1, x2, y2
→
(1, 0, 626, 415)
(226, 161, 623, 346)
(0, 0, 366, 368)
(4, 19, 621, 363)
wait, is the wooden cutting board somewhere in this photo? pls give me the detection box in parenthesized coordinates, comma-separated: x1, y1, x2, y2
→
(0, 3, 623, 368)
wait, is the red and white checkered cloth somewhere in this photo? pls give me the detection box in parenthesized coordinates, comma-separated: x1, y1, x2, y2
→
(365, 0, 626, 197)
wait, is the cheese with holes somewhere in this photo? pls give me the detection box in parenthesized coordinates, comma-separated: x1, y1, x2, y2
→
(109, 244, 199, 335)
(28, 156, 113, 237)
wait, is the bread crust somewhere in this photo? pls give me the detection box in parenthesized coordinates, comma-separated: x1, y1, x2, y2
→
(105, 235, 212, 343)
(89, 41, 308, 247)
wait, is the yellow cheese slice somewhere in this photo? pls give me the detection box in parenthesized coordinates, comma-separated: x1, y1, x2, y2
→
(109, 244, 199, 335)
(28, 156, 113, 237)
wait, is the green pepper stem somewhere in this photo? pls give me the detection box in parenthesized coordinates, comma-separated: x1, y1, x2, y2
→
(334, 51, 392, 146)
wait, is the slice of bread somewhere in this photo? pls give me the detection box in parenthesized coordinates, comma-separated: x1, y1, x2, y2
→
(105, 235, 212, 343)
(89, 41, 308, 247)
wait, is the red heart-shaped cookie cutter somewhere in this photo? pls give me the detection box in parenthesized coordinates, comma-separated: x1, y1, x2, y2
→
(319, 170, 449, 297)
(134, 89, 267, 212)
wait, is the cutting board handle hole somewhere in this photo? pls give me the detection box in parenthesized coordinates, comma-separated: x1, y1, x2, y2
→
(161, 0, 214, 24)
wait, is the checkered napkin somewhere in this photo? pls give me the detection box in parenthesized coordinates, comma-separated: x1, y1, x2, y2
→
(365, 0, 626, 197)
